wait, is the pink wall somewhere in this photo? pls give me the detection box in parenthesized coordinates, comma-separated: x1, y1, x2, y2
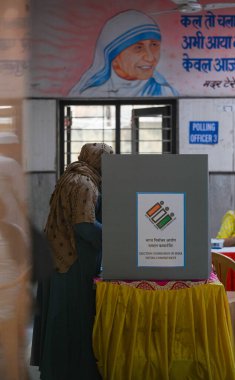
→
(2, 0, 235, 98)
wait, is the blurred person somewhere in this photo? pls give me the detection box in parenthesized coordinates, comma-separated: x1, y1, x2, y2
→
(0, 128, 54, 380)
(68, 9, 178, 97)
(0, 131, 50, 281)
(0, 130, 31, 380)
(0, 195, 30, 380)
(0, 132, 48, 380)
(0, 0, 31, 378)
(0, 130, 21, 162)
(0, 132, 27, 234)
(217, 210, 235, 247)
(38, 143, 113, 380)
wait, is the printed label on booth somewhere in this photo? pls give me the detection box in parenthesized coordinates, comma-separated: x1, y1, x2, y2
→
(137, 192, 186, 267)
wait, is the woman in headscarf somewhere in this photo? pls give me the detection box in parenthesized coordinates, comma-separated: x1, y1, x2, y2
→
(69, 9, 178, 97)
(38, 143, 113, 380)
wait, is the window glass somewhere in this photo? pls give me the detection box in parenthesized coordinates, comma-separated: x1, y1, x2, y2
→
(62, 102, 176, 171)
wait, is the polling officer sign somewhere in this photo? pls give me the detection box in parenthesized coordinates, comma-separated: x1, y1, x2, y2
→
(189, 121, 219, 144)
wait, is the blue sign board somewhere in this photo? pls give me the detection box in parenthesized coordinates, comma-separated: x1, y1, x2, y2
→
(189, 121, 219, 144)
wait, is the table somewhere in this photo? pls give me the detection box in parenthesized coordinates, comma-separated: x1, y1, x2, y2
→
(212, 247, 235, 290)
(93, 276, 235, 380)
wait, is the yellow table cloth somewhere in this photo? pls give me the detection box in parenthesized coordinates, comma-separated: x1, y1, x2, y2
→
(93, 282, 235, 380)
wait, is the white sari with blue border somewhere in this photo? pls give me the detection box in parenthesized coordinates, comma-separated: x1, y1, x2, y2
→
(68, 10, 178, 97)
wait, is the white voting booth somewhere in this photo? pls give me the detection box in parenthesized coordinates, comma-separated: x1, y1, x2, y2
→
(102, 154, 209, 280)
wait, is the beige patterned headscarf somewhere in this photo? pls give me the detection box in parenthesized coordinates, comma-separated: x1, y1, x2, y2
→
(45, 143, 113, 272)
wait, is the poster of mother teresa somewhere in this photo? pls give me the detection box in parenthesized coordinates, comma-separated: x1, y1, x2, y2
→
(68, 10, 178, 97)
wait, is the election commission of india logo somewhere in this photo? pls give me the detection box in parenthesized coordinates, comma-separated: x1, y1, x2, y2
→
(145, 201, 176, 230)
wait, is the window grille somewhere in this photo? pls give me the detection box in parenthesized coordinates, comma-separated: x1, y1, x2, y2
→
(60, 100, 177, 173)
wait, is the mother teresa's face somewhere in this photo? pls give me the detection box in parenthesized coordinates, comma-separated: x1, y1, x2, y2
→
(112, 39, 161, 81)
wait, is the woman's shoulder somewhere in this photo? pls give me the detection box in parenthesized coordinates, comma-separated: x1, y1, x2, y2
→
(66, 174, 99, 198)
(222, 210, 235, 221)
(224, 210, 235, 216)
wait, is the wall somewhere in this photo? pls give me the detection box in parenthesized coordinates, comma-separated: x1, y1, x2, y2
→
(179, 98, 235, 238)
(23, 99, 57, 230)
(209, 173, 235, 238)
(23, 98, 235, 238)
